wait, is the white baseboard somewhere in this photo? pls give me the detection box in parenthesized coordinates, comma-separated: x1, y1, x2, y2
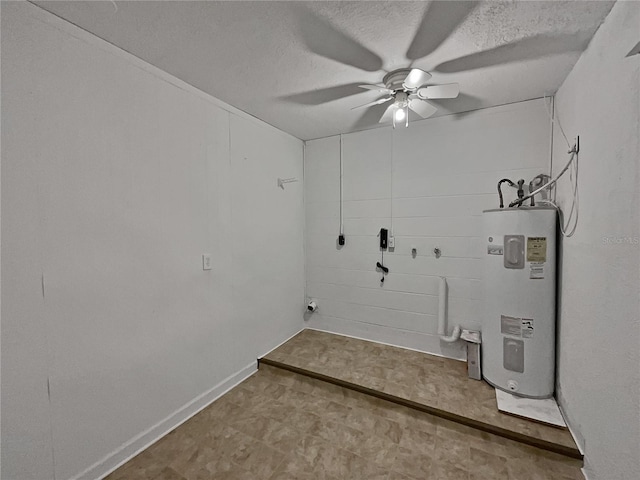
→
(557, 404, 585, 456)
(306, 314, 466, 361)
(72, 362, 257, 480)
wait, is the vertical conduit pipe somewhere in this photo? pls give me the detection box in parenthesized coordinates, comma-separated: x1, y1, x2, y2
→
(438, 277, 447, 336)
(438, 277, 461, 342)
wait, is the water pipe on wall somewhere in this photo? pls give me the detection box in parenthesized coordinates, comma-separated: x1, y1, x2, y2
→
(438, 277, 461, 343)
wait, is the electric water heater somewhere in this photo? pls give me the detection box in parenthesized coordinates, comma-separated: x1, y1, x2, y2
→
(482, 207, 557, 398)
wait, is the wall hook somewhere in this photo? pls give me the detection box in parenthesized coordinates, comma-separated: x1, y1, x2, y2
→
(277, 177, 299, 189)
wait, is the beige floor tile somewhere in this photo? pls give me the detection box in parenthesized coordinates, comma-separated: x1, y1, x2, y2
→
(434, 435, 471, 471)
(104, 450, 166, 480)
(108, 338, 582, 480)
(146, 427, 198, 461)
(398, 424, 437, 451)
(392, 445, 435, 479)
(151, 467, 187, 480)
(430, 462, 470, 480)
(307, 416, 364, 450)
(263, 329, 578, 454)
(229, 437, 284, 478)
(469, 446, 509, 479)
(169, 444, 232, 480)
(279, 408, 322, 433)
(343, 405, 404, 443)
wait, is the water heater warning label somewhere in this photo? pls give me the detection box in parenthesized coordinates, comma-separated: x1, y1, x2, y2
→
(501, 315, 534, 338)
(529, 262, 545, 279)
(527, 237, 547, 262)
(501, 316, 522, 336)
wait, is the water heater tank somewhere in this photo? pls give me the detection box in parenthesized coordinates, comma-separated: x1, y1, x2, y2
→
(482, 207, 557, 398)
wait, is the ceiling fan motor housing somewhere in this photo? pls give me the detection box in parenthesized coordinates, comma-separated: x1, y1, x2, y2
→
(383, 68, 415, 91)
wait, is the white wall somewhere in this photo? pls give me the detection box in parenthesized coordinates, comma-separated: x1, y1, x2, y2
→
(305, 99, 551, 359)
(551, 2, 640, 479)
(1, 3, 304, 479)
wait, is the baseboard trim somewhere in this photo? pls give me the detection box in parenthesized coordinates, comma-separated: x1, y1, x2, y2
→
(72, 362, 257, 480)
(259, 357, 583, 461)
(306, 315, 467, 361)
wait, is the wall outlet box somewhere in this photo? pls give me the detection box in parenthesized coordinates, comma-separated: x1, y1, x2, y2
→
(202, 254, 212, 270)
(388, 236, 395, 249)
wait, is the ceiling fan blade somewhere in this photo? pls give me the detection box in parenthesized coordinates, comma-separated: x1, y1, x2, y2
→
(435, 31, 592, 74)
(359, 84, 394, 94)
(402, 68, 432, 90)
(408, 99, 438, 119)
(417, 83, 460, 100)
(379, 104, 396, 124)
(297, 8, 383, 72)
(406, 1, 477, 61)
(351, 96, 394, 110)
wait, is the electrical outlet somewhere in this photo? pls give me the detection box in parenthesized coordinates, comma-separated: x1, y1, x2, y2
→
(202, 254, 212, 271)
(388, 236, 395, 249)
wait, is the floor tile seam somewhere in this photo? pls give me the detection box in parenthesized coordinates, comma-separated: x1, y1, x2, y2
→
(260, 366, 572, 457)
(262, 359, 558, 439)
(284, 416, 401, 473)
(288, 337, 465, 376)
(265, 452, 290, 480)
(280, 380, 410, 445)
(266, 350, 459, 391)
(258, 367, 409, 440)
(297, 330, 456, 362)
(225, 432, 285, 479)
(297, 434, 376, 475)
(258, 358, 583, 461)
(227, 420, 298, 457)
(218, 383, 396, 461)
(260, 366, 436, 452)
(268, 351, 394, 385)
(302, 422, 396, 467)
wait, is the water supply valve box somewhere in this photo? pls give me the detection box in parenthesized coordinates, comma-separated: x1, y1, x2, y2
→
(462, 329, 482, 381)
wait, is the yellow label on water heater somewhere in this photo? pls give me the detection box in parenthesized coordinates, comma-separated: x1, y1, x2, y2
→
(527, 237, 547, 262)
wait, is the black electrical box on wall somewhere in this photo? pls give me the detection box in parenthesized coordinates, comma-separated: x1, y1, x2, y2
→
(379, 228, 388, 249)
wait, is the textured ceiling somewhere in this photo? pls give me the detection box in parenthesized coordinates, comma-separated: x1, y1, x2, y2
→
(33, 0, 615, 140)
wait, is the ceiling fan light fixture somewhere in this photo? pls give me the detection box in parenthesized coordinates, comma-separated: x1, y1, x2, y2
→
(365, 70, 458, 127)
(392, 105, 410, 129)
(391, 92, 410, 129)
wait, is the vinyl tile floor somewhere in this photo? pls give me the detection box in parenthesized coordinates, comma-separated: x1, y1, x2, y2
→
(106, 364, 583, 480)
(262, 329, 578, 455)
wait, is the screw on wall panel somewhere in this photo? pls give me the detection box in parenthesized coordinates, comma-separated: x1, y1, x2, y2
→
(434, 247, 441, 258)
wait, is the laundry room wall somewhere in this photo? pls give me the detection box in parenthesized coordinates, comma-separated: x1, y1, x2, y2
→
(1, 3, 304, 479)
(304, 98, 551, 358)
(551, 1, 640, 479)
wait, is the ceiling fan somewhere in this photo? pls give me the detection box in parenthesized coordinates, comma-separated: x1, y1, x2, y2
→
(352, 68, 460, 128)
(289, 1, 595, 131)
